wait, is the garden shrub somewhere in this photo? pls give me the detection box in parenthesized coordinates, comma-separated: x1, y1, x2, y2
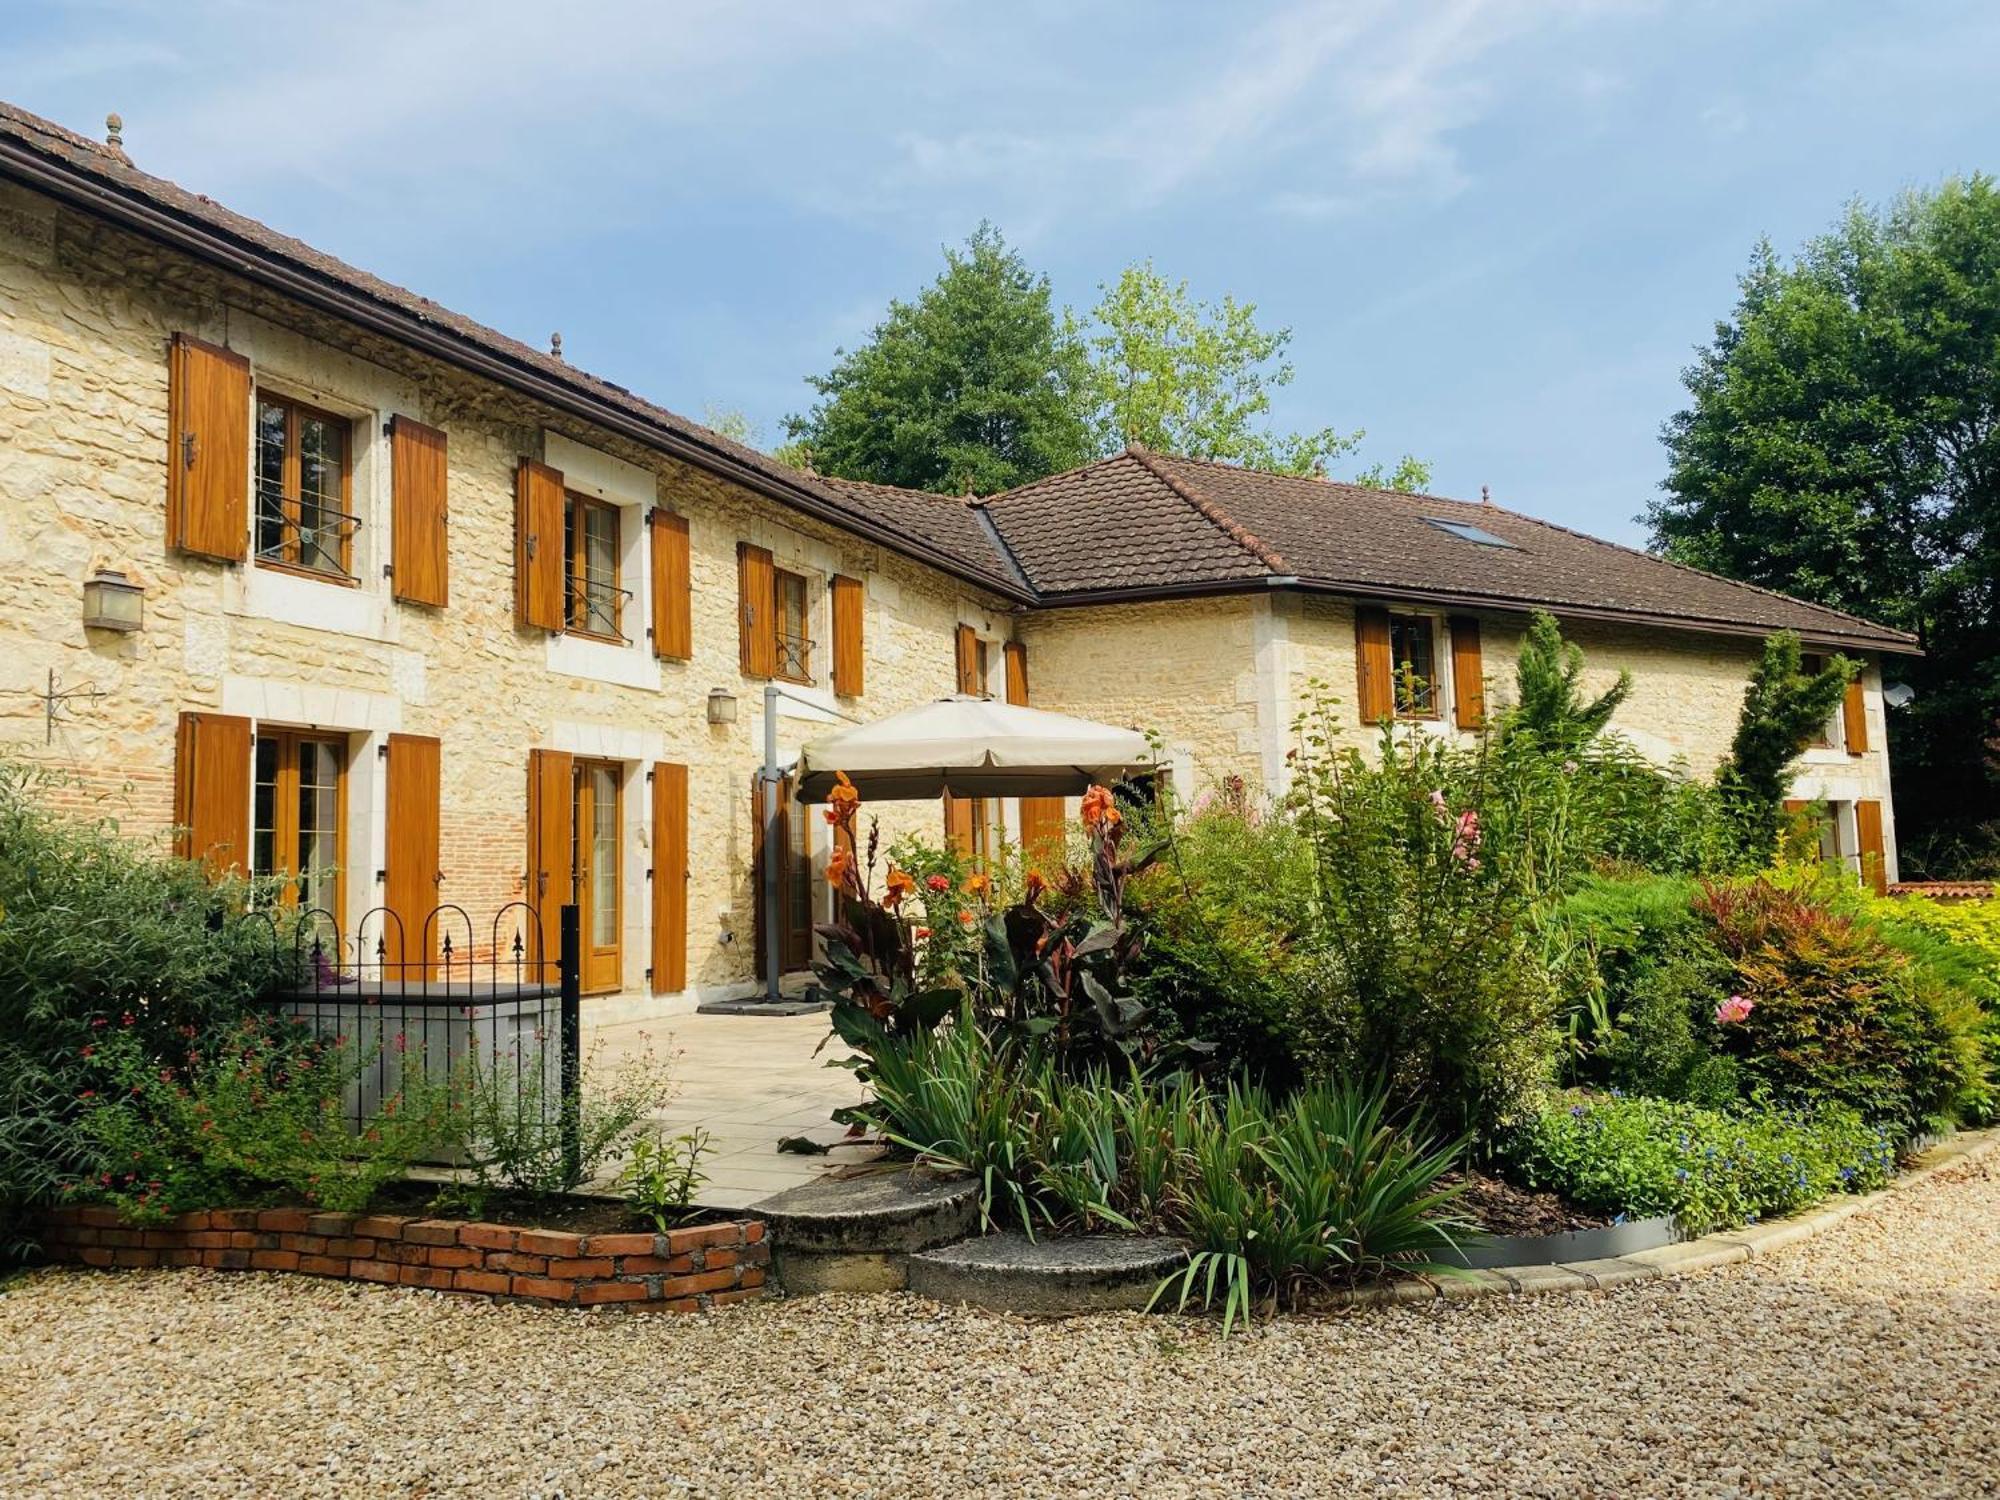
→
(70, 1014, 446, 1219)
(1505, 1091, 1895, 1234)
(0, 763, 292, 1250)
(1546, 875, 1741, 1108)
(1289, 700, 1561, 1137)
(1696, 879, 1983, 1138)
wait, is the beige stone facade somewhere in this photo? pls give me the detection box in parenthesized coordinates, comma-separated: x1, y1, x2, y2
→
(0, 176, 1903, 1025)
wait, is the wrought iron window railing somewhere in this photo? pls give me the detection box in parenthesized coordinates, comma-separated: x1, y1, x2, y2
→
(255, 479, 361, 582)
(776, 630, 814, 683)
(566, 573, 634, 643)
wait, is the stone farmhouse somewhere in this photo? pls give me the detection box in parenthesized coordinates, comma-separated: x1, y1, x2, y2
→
(0, 100, 1917, 1019)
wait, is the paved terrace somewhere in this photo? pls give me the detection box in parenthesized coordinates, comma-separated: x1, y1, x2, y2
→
(590, 1010, 871, 1209)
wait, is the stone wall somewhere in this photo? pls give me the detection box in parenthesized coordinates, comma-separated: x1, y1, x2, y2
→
(0, 180, 1014, 1014)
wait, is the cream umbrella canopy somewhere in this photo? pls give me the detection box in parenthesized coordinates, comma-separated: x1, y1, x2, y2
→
(793, 695, 1154, 803)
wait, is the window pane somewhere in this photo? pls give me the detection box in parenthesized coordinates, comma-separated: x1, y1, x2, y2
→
(252, 736, 278, 881)
(295, 739, 342, 916)
(589, 766, 618, 947)
(1390, 615, 1437, 715)
(775, 572, 810, 679)
(255, 400, 287, 560)
(296, 414, 346, 575)
(584, 505, 618, 636)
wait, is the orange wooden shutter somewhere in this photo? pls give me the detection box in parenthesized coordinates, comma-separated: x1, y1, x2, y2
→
(738, 543, 776, 677)
(1448, 615, 1484, 730)
(1855, 800, 1887, 894)
(831, 574, 865, 696)
(1354, 606, 1394, 725)
(515, 459, 566, 631)
(390, 416, 449, 607)
(173, 711, 251, 875)
(955, 625, 981, 694)
(1003, 641, 1029, 705)
(649, 510, 693, 660)
(1004, 640, 1065, 862)
(651, 762, 689, 994)
(166, 334, 250, 562)
(944, 792, 976, 856)
(526, 748, 575, 966)
(1842, 678, 1869, 755)
(383, 734, 442, 973)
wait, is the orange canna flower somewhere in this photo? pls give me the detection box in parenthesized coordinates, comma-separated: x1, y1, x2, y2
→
(1080, 784, 1121, 829)
(1024, 869, 1048, 899)
(962, 871, 991, 898)
(826, 770, 861, 829)
(882, 864, 917, 910)
(826, 846, 855, 891)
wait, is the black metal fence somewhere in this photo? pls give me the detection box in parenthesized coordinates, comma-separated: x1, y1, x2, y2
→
(271, 902, 583, 1177)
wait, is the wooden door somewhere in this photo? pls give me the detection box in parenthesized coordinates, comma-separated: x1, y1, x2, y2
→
(574, 760, 624, 994)
(384, 734, 441, 976)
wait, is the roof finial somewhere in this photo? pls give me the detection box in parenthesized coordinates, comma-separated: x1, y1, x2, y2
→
(105, 113, 124, 150)
(799, 445, 815, 474)
(549, 331, 563, 360)
(1481, 483, 1492, 507)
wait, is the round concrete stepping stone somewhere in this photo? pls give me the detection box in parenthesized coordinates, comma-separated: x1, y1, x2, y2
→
(908, 1231, 1190, 1315)
(756, 1170, 982, 1294)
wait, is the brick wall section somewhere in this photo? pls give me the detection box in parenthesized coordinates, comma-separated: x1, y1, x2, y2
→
(38, 1206, 769, 1311)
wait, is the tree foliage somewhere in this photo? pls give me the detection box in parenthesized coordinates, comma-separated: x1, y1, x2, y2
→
(787, 231, 1428, 494)
(783, 223, 1098, 494)
(1503, 610, 1632, 753)
(1648, 177, 2000, 872)
(1715, 633, 1854, 860)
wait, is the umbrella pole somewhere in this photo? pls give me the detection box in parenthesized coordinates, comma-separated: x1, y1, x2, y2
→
(762, 682, 783, 1004)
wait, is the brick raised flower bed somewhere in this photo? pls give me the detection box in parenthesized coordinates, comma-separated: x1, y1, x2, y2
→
(38, 1206, 769, 1311)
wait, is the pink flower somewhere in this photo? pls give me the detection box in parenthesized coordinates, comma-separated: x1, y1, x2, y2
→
(1427, 789, 1450, 821)
(925, 874, 951, 893)
(1715, 994, 1755, 1026)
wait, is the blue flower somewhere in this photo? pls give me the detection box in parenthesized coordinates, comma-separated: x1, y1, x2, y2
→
(1610, 1087, 1624, 1099)
(1676, 1168, 1690, 1181)
(1570, 1104, 1587, 1119)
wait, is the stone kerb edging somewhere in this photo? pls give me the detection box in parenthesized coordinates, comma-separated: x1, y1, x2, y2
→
(38, 1206, 770, 1311)
(1336, 1127, 2000, 1309)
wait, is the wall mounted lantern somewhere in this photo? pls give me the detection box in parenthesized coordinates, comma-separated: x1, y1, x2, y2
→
(706, 687, 739, 725)
(81, 568, 144, 631)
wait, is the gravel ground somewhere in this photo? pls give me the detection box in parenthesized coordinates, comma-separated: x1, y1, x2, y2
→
(3, 1152, 1996, 1499)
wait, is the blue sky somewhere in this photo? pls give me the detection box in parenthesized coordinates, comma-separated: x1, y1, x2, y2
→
(6, 1, 1995, 543)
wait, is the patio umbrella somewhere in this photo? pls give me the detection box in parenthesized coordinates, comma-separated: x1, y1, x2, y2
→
(793, 694, 1154, 803)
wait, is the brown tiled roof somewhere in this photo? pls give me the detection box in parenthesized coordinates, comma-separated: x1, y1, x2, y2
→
(980, 449, 1917, 652)
(0, 98, 1918, 652)
(0, 99, 1024, 600)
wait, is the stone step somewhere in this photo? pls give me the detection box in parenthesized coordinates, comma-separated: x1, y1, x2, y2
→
(907, 1231, 1190, 1315)
(756, 1169, 982, 1294)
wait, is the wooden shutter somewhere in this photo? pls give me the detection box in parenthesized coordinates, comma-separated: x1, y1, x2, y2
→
(737, 543, 776, 678)
(515, 459, 566, 631)
(1448, 615, 1484, 730)
(750, 771, 796, 980)
(831, 574, 865, 696)
(1354, 605, 1394, 725)
(1855, 800, 1887, 895)
(1004, 640, 1065, 862)
(1842, 678, 1869, 755)
(173, 711, 251, 875)
(650, 510, 693, 660)
(390, 416, 449, 607)
(955, 625, 981, 694)
(1003, 641, 1029, 705)
(943, 793, 976, 856)
(525, 748, 575, 967)
(166, 334, 250, 562)
(651, 762, 689, 994)
(383, 734, 442, 973)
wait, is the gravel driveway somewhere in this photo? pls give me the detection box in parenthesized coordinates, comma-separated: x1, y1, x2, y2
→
(3, 1152, 1996, 1499)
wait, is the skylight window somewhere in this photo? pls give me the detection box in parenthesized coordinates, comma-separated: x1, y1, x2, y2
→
(1424, 517, 1518, 549)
